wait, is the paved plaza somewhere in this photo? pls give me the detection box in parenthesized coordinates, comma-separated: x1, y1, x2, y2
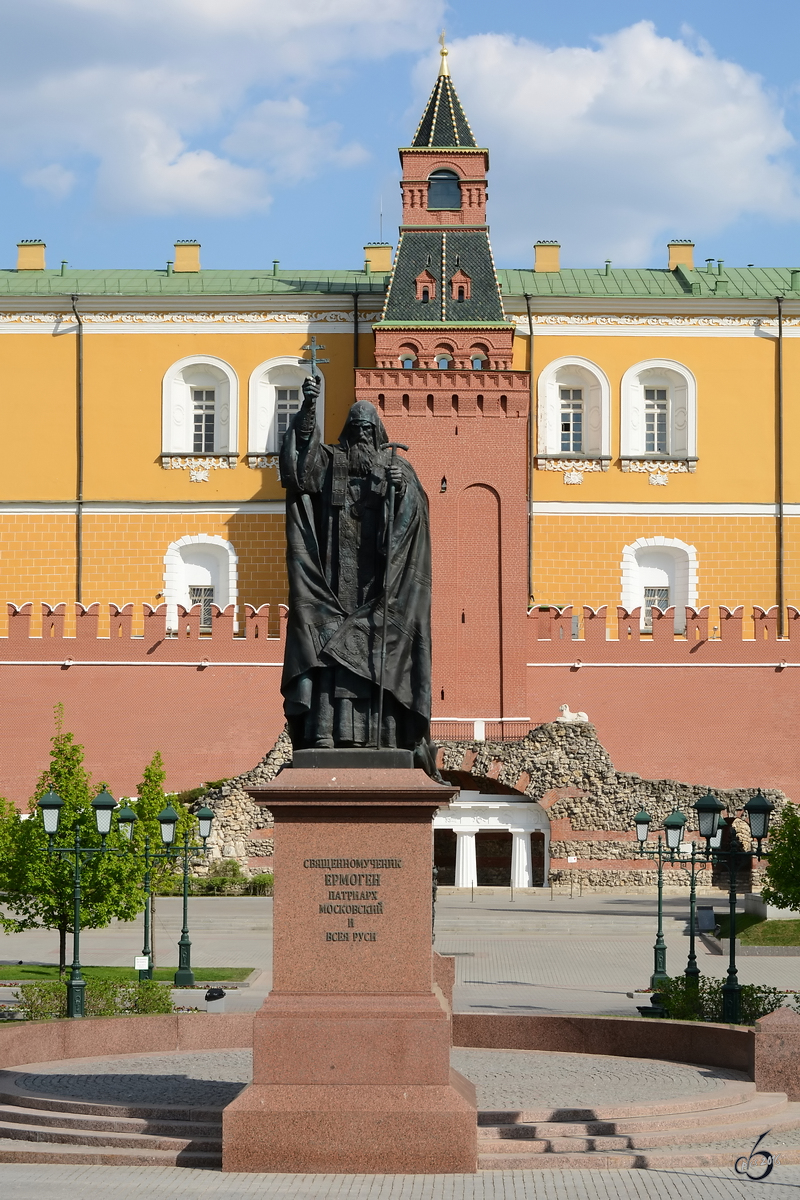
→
(3, 892, 800, 1195)
(3, 891, 798, 1015)
(1, 1163, 800, 1198)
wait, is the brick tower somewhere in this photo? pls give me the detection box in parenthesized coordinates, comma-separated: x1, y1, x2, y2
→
(356, 41, 530, 733)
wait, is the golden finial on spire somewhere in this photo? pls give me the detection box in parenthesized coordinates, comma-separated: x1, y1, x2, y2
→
(438, 29, 450, 77)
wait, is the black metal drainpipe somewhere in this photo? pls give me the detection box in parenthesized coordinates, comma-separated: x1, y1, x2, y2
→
(71, 295, 84, 605)
(776, 295, 785, 638)
(524, 293, 535, 605)
(353, 291, 359, 371)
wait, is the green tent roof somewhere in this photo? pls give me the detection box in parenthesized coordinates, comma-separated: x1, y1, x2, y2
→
(410, 73, 477, 149)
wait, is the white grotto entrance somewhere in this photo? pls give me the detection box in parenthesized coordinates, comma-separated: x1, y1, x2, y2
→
(433, 791, 550, 888)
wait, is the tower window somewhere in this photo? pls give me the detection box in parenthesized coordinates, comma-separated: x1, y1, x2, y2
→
(427, 169, 461, 210)
(449, 270, 472, 301)
(560, 387, 583, 453)
(644, 386, 669, 453)
(415, 269, 436, 302)
(276, 387, 301, 450)
(192, 389, 215, 453)
(401, 356, 415, 369)
(435, 354, 452, 370)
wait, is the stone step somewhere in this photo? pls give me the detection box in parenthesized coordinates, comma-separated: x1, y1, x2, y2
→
(0, 1086, 223, 1125)
(477, 1078, 756, 1125)
(478, 1091, 790, 1139)
(0, 1118, 221, 1154)
(0, 1102, 220, 1140)
(479, 1100, 800, 1154)
(0, 1138, 221, 1168)
(479, 1146, 800, 1170)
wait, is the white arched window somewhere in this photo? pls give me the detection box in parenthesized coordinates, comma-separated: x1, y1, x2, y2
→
(247, 357, 325, 466)
(620, 536, 698, 634)
(621, 359, 697, 464)
(161, 356, 238, 466)
(537, 357, 610, 463)
(163, 535, 238, 632)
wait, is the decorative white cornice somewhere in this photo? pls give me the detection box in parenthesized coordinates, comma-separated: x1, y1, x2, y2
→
(622, 459, 693, 474)
(536, 458, 605, 472)
(0, 308, 385, 333)
(161, 455, 238, 481)
(246, 454, 280, 470)
(512, 312, 799, 339)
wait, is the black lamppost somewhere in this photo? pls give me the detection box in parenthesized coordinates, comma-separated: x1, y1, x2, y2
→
(633, 808, 686, 987)
(675, 839, 714, 987)
(38, 788, 131, 1018)
(114, 802, 214, 985)
(158, 803, 214, 986)
(693, 789, 774, 1023)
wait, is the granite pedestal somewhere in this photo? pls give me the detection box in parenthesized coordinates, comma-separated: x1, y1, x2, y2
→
(222, 762, 478, 1174)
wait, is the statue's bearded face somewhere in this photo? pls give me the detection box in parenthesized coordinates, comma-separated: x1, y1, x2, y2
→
(347, 419, 377, 476)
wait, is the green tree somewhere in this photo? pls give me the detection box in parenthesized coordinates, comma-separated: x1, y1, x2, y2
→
(0, 705, 145, 975)
(762, 802, 800, 912)
(130, 751, 197, 967)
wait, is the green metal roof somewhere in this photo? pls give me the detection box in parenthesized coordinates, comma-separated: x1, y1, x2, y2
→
(497, 265, 800, 300)
(0, 269, 390, 297)
(1, 264, 799, 302)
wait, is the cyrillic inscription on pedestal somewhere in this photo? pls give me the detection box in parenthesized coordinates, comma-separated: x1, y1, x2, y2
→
(273, 815, 431, 994)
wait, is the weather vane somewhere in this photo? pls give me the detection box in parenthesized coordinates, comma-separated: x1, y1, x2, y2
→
(438, 28, 449, 77)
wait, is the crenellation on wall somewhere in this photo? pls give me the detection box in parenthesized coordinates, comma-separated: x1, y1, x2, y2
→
(1, 601, 287, 662)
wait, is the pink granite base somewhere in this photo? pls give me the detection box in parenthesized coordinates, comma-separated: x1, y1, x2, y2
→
(253, 993, 451, 1085)
(754, 1006, 800, 1099)
(222, 1069, 477, 1174)
(222, 768, 477, 1174)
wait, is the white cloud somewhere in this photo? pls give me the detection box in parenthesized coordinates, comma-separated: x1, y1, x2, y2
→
(0, 0, 441, 217)
(426, 23, 800, 265)
(22, 164, 76, 200)
(223, 99, 368, 183)
(96, 112, 268, 217)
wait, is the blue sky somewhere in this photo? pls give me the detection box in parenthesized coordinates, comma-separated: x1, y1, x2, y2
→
(3, 0, 800, 272)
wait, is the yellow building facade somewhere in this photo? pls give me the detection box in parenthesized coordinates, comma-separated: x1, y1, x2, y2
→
(503, 240, 799, 634)
(1, 234, 798, 639)
(0, 243, 391, 635)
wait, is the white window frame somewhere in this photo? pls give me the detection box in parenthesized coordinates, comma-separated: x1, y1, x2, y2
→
(537, 356, 610, 460)
(162, 355, 238, 456)
(621, 359, 697, 461)
(248, 357, 325, 460)
(559, 387, 585, 454)
(163, 535, 238, 633)
(620, 536, 698, 634)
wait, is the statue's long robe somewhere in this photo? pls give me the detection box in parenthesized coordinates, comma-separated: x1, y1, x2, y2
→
(279, 420, 433, 749)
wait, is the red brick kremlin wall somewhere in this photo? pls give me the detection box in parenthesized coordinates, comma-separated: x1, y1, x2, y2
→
(0, 600, 798, 808)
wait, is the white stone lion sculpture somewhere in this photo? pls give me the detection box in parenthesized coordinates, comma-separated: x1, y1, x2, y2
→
(556, 703, 588, 724)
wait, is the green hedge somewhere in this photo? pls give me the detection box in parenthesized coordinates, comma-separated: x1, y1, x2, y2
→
(655, 975, 790, 1025)
(13, 979, 175, 1020)
(156, 864, 273, 897)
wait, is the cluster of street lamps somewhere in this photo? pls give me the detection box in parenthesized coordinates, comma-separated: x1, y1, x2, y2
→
(38, 789, 214, 1017)
(632, 789, 774, 1024)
